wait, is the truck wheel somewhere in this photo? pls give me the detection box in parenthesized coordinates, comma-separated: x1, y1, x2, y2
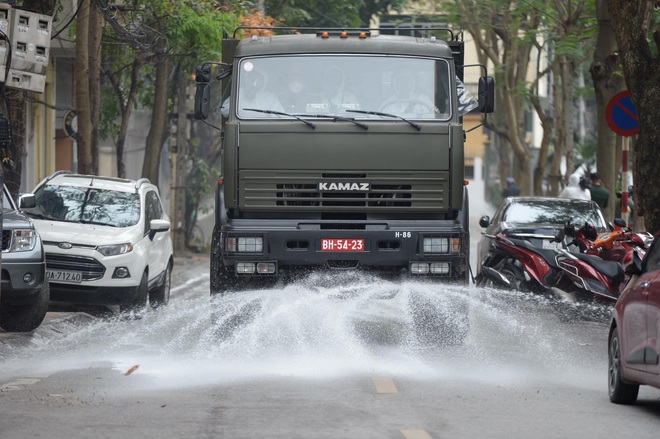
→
(0, 281, 50, 332)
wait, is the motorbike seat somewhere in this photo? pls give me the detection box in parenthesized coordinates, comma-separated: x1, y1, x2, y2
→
(508, 236, 561, 269)
(572, 252, 625, 283)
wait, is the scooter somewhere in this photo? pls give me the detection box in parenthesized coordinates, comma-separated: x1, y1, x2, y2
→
(555, 220, 652, 304)
(476, 231, 573, 301)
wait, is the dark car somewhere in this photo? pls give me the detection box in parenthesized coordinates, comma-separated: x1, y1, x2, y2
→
(476, 197, 608, 277)
(608, 235, 660, 404)
(0, 184, 49, 332)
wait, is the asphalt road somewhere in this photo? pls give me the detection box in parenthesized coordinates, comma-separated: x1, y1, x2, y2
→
(1, 252, 660, 438)
(2, 203, 660, 438)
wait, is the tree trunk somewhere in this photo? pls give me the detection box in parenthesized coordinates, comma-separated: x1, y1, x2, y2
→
(609, 0, 660, 234)
(589, 0, 624, 222)
(562, 56, 576, 182)
(142, 53, 170, 184)
(550, 66, 564, 194)
(88, 1, 103, 175)
(74, 0, 93, 174)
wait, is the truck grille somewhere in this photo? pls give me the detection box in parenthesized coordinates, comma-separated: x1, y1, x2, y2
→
(2, 230, 10, 251)
(275, 183, 413, 207)
(241, 171, 449, 211)
(46, 253, 106, 281)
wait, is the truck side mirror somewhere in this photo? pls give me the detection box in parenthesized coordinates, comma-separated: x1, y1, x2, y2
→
(479, 215, 490, 228)
(194, 83, 211, 120)
(195, 64, 211, 83)
(478, 76, 495, 114)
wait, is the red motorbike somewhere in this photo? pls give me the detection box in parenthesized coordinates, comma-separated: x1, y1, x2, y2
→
(476, 220, 651, 305)
(475, 231, 572, 301)
(555, 220, 652, 304)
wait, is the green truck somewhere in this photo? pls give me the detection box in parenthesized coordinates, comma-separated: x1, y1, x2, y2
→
(194, 27, 494, 295)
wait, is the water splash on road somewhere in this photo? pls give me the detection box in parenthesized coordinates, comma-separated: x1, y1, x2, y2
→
(0, 272, 610, 391)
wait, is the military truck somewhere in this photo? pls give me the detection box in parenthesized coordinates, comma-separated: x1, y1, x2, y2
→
(194, 27, 494, 295)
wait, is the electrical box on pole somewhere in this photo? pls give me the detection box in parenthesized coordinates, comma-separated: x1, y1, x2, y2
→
(0, 4, 52, 93)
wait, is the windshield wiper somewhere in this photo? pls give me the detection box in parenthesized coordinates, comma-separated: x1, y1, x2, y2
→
(346, 109, 421, 131)
(79, 219, 117, 227)
(295, 113, 368, 130)
(242, 108, 316, 129)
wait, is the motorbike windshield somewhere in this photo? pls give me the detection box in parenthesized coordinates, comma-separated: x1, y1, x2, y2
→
(235, 55, 452, 120)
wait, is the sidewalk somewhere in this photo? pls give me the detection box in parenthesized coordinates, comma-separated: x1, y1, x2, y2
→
(171, 250, 209, 290)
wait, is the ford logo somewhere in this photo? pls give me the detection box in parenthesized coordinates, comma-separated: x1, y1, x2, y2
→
(58, 242, 73, 249)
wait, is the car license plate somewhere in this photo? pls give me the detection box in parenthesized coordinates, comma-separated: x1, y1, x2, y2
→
(46, 269, 82, 283)
(321, 238, 365, 252)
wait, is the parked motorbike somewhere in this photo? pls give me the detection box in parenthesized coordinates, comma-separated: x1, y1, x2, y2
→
(475, 231, 572, 301)
(555, 220, 652, 304)
(476, 219, 650, 305)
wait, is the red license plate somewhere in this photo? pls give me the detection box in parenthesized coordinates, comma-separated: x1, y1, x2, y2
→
(321, 238, 365, 252)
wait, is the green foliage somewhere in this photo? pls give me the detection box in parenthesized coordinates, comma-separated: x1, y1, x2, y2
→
(97, 0, 241, 142)
(263, 0, 408, 28)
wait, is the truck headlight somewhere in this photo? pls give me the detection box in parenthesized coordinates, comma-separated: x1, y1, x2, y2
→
(97, 243, 133, 256)
(10, 229, 36, 252)
(423, 237, 448, 253)
(226, 236, 263, 253)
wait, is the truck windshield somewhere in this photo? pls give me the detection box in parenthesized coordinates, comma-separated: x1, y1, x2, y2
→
(235, 55, 452, 120)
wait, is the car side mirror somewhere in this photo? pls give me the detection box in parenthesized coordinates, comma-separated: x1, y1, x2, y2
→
(479, 215, 490, 228)
(18, 193, 36, 209)
(625, 249, 644, 275)
(553, 228, 566, 243)
(149, 219, 170, 239)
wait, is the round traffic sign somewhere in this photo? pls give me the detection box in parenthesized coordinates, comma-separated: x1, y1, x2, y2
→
(606, 90, 638, 137)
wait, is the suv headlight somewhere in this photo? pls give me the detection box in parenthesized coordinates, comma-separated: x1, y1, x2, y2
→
(97, 243, 133, 256)
(10, 229, 37, 252)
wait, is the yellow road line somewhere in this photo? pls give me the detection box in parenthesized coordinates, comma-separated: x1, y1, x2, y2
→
(400, 430, 433, 439)
(371, 376, 398, 394)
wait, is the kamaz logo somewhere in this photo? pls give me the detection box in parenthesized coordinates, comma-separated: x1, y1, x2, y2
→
(318, 182, 371, 191)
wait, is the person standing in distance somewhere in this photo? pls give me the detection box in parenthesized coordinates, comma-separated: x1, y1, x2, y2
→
(501, 177, 521, 198)
(589, 172, 609, 209)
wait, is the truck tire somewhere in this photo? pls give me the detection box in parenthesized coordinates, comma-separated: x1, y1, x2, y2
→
(0, 282, 50, 332)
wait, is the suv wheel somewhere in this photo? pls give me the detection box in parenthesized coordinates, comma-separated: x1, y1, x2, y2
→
(120, 272, 148, 314)
(0, 282, 50, 332)
(150, 262, 172, 308)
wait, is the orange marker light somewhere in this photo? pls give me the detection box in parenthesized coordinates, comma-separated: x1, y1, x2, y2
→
(340, 31, 348, 38)
(359, 32, 368, 39)
(321, 31, 330, 39)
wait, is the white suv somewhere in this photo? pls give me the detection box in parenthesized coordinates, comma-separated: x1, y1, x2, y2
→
(21, 171, 173, 313)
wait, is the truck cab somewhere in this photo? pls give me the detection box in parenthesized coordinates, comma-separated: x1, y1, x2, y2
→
(195, 28, 494, 294)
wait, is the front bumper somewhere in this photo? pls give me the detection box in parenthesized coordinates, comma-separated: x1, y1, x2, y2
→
(218, 218, 468, 278)
(0, 259, 46, 306)
(49, 283, 141, 306)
